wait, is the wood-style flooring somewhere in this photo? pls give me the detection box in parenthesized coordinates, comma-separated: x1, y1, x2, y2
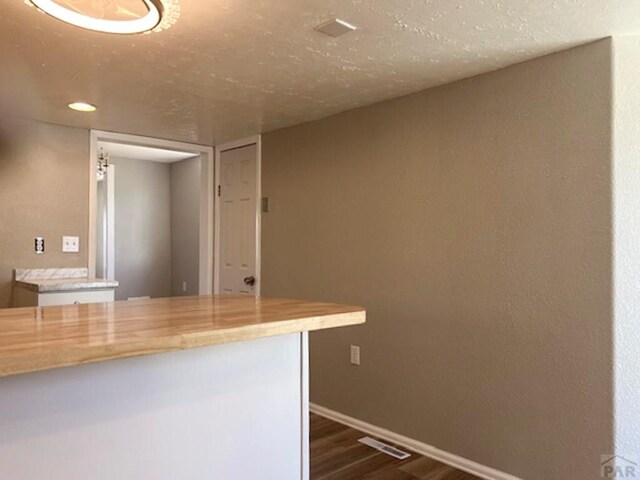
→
(310, 413, 482, 480)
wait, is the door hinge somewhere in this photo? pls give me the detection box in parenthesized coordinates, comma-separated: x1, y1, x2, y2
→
(217, 185, 221, 197)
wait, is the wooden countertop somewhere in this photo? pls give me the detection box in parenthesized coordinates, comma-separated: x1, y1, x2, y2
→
(0, 295, 365, 378)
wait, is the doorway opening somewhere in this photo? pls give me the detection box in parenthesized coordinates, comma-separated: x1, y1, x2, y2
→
(89, 131, 214, 299)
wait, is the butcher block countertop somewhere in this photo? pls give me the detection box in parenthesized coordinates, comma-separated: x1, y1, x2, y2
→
(0, 295, 365, 378)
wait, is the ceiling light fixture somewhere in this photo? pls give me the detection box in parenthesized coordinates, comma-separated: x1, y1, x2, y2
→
(68, 102, 97, 112)
(27, 0, 180, 35)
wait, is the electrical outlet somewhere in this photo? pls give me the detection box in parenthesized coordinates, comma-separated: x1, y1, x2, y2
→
(62, 236, 80, 253)
(350, 345, 360, 366)
(34, 237, 45, 254)
(182, 281, 187, 292)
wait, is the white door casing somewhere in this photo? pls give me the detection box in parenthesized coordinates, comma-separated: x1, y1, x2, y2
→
(97, 164, 115, 281)
(88, 130, 214, 295)
(215, 136, 261, 295)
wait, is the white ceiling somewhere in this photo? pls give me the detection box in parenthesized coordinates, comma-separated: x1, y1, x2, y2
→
(98, 141, 199, 163)
(1, 0, 640, 145)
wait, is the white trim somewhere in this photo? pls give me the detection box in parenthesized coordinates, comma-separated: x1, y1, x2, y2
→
(300, 332, 309, 480)
(309, 403, 523, 480)
(88, 130, 214, 294)
(213, 135, 262, 295)
(214, 146, 220, 293)
(199, 150, 214, 295)
(256, 136, 262, 296)
(215, 135, 259, 152)
(105, 164, 116, 280)
(88, 133, 98, 278)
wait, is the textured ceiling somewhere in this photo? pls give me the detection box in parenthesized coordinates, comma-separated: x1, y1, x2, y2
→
(1, 0, 640, 145)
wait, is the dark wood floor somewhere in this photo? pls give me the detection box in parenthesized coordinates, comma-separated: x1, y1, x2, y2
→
(310, 413, 482, 480)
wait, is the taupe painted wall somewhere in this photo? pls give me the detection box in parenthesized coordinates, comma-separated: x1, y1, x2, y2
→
(111, 157, 172, 300)
(0, 120, 89, 308)
(262, 40, 613, 479)
(612, 37, 640, 459)
(170, 156, 201, 296)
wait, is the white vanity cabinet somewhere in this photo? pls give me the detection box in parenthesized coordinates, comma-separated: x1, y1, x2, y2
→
(13, 288, 115, 307)
(13, 268, 118, 307)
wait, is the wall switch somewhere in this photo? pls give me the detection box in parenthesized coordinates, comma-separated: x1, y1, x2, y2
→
(62, 236, 80, 253)
(350, 345, 361, 366)
(35, 237, 45, 254)
(182, 281, 187, 292)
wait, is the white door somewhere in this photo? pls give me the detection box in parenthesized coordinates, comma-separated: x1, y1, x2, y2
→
(218, 143, 259, 294)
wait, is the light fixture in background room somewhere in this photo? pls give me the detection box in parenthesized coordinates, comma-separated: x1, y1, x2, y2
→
(68, 101, 97, 112)
(97, 147, 110, 180)
(26, 0, 180, 34)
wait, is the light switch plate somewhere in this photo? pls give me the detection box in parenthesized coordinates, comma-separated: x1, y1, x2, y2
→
(62, 236, 80, 253)
(350, 345, 360, 366)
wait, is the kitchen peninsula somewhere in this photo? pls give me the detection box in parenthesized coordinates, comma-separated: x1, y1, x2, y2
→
(0, 295, 365, 480)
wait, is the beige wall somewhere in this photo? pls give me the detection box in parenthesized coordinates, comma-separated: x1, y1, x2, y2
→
(0, 120, 89, 308)
(170, 156, 201, 296)
(110, 157, 172, 300)
(262, 40, 614, 479)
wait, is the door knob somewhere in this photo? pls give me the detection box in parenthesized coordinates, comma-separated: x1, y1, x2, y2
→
(243, 276, 256, 286)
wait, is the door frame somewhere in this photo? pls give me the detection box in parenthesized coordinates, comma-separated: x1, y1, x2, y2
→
(88, 130, 215, 295)
(96, 163, 116, 281)
(214, 135, 262, 295)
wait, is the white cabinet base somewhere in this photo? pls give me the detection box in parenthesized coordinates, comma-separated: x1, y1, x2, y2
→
(0, 333, 310, 480)
(13, 288, 115, 307)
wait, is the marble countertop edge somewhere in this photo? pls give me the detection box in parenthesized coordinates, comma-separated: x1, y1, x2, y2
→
(13, 268, 118, 293)
(14, 278, 119, 293)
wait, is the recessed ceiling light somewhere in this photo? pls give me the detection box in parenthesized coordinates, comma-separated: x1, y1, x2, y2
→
(315, 18, 357, 38)
(68, 102, 97, 112)
(26, 0, 180, 35)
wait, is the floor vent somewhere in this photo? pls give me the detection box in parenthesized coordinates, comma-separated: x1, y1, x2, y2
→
(358, 436, 411, 460)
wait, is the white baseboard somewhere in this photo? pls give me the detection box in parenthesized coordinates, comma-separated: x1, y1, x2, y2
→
(309, 403, 522, 480)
